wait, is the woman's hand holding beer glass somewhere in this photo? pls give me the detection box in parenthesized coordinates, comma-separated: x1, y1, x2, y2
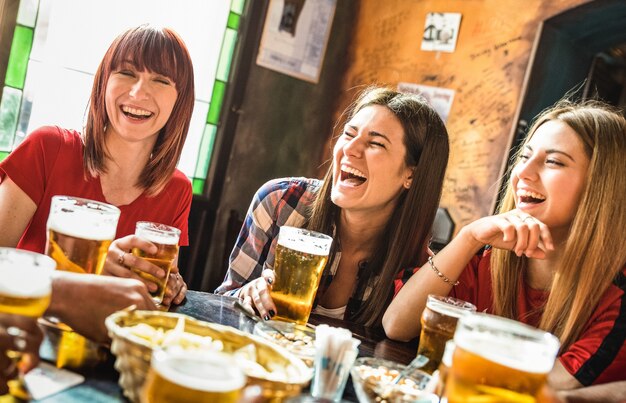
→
(105, 222, 186, 306)
(237, 226, 332, 324)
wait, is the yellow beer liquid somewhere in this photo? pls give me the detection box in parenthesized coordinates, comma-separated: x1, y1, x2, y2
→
(446, 346, 548, 403)
(270, 244, 327, 324)
(0, 294, 50, 318)
(47, 230, 111, 274)
(132, 243, 178, 304)
(418, 310, 459, 374)
(271, 292, 314, 324)
(143, 352, 244, 403)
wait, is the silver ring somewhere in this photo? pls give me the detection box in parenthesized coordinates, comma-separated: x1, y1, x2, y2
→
(6, 326, 27, 351)
(522, 215, 534, 223)
(117, 252, 127, 266)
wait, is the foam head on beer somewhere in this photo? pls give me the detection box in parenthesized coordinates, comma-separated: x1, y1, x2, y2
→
(46, 196, 120, 274)
(276, 226, 333, 256)
(445, 312, 560, 402)
(143, 348, 246, 403)
(47, 196, 120, 242)
(0, 248, 55, 317)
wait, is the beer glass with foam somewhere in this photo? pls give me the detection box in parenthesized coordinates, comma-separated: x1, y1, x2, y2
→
(46, 196, 120, 275)
(445, 312, 560, 403)
(417, 295, 476, 374)
(0, 248, 55, 397)
(131, 221, 181, 305)
(142, 348, 246, 403)
(270, 226, 333, 325)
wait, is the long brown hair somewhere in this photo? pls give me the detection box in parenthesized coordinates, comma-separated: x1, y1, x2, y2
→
(84, 24, 195, 195)
(308, 87, 450, 327)
(492, 100, 626, 351)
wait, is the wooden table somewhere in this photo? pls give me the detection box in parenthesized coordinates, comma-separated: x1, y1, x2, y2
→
(35, 290, 418, 402)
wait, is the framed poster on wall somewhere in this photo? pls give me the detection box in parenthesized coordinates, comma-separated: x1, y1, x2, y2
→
(256, 0, 337, 83)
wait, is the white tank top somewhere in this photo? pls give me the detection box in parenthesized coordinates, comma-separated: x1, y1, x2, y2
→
(312, 304, 346, 319)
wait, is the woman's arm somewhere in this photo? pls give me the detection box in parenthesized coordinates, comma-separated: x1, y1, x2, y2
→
(559, 382, 626, 402)
(382, 227, 484, 341)
(0, 177, 37, 247)
(383, 210, 554, 341)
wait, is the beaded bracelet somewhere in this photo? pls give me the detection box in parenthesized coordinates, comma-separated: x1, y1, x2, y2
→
(428, 256, 460, 286)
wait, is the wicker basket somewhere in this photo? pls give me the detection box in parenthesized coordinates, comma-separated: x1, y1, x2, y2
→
(105, 309, 312, 402)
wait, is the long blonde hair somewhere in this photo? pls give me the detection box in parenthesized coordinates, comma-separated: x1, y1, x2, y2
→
(492, 100, 626, 351)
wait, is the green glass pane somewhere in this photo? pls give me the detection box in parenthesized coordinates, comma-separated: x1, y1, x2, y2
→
(0, 87, 22, 151)
(192, 178, 205, 195)
(5, 26, 34, 89)
(216, 29, 238, 82)
(207, 80, 226, 125)
(227, 11, 240, 30)
(195, 124, 217, 178)
(231, 0, 245, 14)
(0, 151, 9, 162)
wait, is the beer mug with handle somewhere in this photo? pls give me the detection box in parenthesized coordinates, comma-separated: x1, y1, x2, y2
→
(131, 221, 181, 305)
(417, 294, 476, 374)
(445, 312, 560, 403)
(46, 196, 121, 275)
(0, 248, 55, 398)
(270, 226, 333, 325)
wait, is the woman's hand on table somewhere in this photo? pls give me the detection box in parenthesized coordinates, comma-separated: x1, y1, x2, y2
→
(238, 269, 277, 321)
(0, 313, 43, 394)
(103, 235, 163, 294)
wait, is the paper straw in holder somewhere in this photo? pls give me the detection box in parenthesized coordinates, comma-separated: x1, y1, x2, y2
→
(311, 324, 360, 402)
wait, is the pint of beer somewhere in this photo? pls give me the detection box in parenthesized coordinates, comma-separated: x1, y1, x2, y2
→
(0, 248, 55, 398)
(445, 313, 560, 403)
(0, 248, 55, 317)
(131, 221, 180, 305)
(142, 348, 246, 403)
(270, 226, 333, 324)
(417, 295, 476, 374)
(46, 196, 120, 275)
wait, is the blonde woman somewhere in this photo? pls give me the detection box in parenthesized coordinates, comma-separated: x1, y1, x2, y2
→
(384, 100, 626, 390)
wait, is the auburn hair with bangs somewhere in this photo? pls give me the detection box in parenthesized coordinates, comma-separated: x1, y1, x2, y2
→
(84, 24, 195, 195)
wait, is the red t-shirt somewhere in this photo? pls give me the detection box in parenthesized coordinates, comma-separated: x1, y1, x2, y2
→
(449, 249, 626, 386)
(0, 126, 192, 252)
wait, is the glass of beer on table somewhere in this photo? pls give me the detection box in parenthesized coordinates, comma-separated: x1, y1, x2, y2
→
(44, 196, 120, 368)
(142, 348, 246, 403)
(417, 294, 476, 374)
(445, 312, 560, 403)
(131, 221, 181, 305)
(0, 248, 55, 397)
(270, 226, 333, 325)
(46, 196, 120, 275)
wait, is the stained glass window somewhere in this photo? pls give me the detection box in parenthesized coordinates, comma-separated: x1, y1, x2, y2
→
(0, 0, 245, 195)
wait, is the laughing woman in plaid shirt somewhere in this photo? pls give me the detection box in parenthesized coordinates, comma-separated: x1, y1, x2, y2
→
(216, 86, 450, 327)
